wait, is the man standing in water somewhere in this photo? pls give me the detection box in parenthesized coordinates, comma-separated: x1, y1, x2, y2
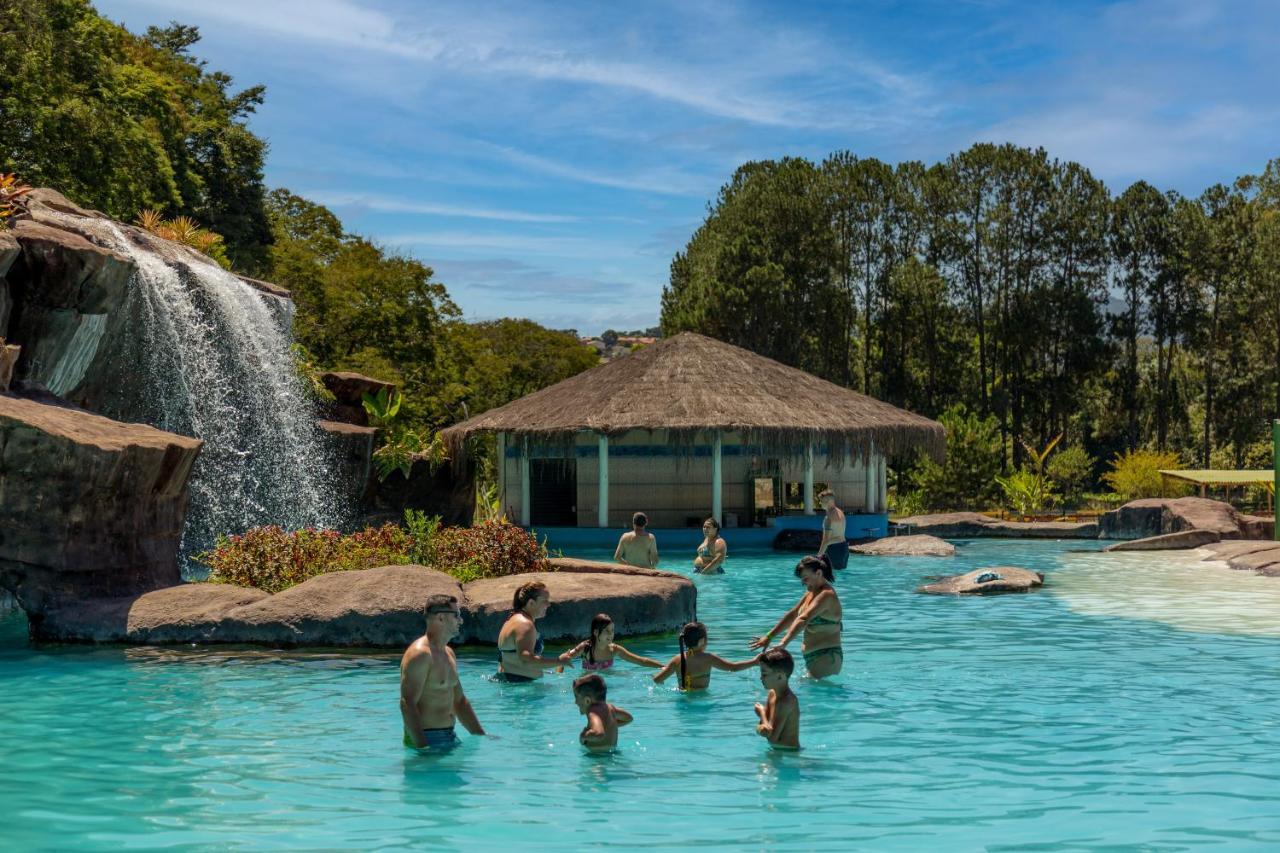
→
(400, 594, 485, 750)
(614, 511, 659, 568)
(815, 489, 849, 571)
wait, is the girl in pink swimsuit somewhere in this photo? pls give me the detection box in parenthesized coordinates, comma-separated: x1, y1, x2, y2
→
(570, 613, 664, 672)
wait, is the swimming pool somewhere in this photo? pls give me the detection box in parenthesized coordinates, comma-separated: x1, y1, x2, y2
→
(3, 540, 1279, 849)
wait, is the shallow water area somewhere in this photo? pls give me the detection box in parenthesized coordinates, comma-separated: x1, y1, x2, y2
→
(3, 540, 1280, 850)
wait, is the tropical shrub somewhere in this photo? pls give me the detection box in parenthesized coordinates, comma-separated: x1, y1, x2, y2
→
(135, 209, 232, 268)
(996, 468, 1058, 518)
(361, 387, 449, 480)
(910, 404, 1002, 510)
(1047, 445, 1096, 507)
(1103, 450, 1193, 500)
(427, 520, 550, 580)
(0, 174, 33, 228)
(200, 524, 412, 593)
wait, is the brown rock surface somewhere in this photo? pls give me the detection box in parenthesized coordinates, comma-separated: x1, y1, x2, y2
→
(8, 220, 133, 312)
(918, 566, 1044, 595)
(318, 419, 375, 507)
(461, 566, 696, 645)
(773, 528, 824, 551)
(1200, 541, 1280, 577)
(0, 341, 18, 391)
(896, 512, 1098, 539)
(35, 584, 268, 643)
(320, 371, 396, 426)
(0, 232, 18, 335)
(1103, 529, 1221, 552)
(0, 395, 202, 616)
(1098, 497, 1264, 541)
(218, 565, 464, 647)
(852, 534, 955, 557)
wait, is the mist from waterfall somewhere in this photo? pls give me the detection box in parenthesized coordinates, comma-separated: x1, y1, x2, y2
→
(48, 214, 343, 574)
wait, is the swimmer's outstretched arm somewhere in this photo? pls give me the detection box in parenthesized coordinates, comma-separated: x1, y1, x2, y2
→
(775, 589, 835, 650)
(750, 602, 801, 650)
(611, 704, 633, 727)
(652, 654, 680, 684)
(612, 643, 663, 668)
(708, 652, 763, 673)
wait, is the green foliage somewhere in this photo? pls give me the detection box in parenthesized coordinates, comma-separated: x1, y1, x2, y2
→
(135, 209, 230, 268)
(0, 173, 33, 228)
(0, 3, 271, 268)
(403, 509, 441, 566)
(474, 480, 506, 523)
(199, 524, 412, 593)
(425, 520, 550, 581)
(910, 404, 1002, 510)
(373, 430, 447, 482)
(1046, 446, 1096, 506)
(1103, 450, 1193, 500)
(995, 469, 1058, 518)
(361, 387, 403, 428)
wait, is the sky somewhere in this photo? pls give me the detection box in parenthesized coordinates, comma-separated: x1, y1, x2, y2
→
(95, 0, 1280, 336)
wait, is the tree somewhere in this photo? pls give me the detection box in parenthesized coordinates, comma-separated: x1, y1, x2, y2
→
(0, 2, 272, 268)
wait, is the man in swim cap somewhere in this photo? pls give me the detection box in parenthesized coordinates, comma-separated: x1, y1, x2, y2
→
(400, 594, 485, 749)
(614, 511, 659, 568)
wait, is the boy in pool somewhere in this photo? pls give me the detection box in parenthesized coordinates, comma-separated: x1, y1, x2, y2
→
(754, 648, 800, 749)
(573, 674, 632, 751)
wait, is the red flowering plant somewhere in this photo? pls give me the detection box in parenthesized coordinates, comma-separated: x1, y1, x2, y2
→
(200, 524, 413, 593)
(427, 520, 550, 581)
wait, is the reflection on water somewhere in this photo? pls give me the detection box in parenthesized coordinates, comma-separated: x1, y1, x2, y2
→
(1053, 548, 1280, 636)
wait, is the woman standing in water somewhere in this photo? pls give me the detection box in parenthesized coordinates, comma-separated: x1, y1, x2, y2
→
(693, 518, 727, 574)
(496, 581, 574, 682)
(748, 554, 843, 678)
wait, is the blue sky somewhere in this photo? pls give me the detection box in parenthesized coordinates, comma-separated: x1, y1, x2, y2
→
(96, 0, 1280, 335)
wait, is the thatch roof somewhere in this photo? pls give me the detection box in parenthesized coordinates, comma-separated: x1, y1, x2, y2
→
(441, 332, 945, 463)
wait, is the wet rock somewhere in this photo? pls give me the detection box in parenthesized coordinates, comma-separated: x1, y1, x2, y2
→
(0, 396, 202, 616)
(318, 419, 376, 507)
(1103, 529, 1221, 552)
(852, 534, 955, 557)
(361, 455, 476, 528)
(1199, 541, 1280, 578)
(897, 512, 1097, 539)
(0, 341, 18, 391)
(918, 566, 1044, 595)
(461, 562, 696, 645)
(0, 232, 18, 335)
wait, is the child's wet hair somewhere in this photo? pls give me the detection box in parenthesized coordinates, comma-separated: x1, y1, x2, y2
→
(760, 648, 794, 677)
(795, 554, 834, 582)
(573, 673, 607, 702)
(677, 621, 707, 689)
(585, 613, 613, 664)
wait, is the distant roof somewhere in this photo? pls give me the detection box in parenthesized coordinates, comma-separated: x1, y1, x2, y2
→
(442, 332, 944, 462)
(1159, 470, 1276, 486)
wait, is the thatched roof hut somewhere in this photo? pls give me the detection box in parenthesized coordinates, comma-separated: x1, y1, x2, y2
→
(441, 332, 944, 464)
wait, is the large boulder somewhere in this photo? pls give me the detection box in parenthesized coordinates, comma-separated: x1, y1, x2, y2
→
(0, 231, 19, 335)
(219, 565, 464, 647)
(852, 534, 955, 557)
(1103, 529, 1221, 552)
(918, 567, 1044, 595)
(1098, 497, 1263, 541)
(897, 512, 1097, 539)
(34, 584, 268, 643)
(0, 340, 18, 391)
(0, 395, 202, 617)
(460, 561, 696, 645)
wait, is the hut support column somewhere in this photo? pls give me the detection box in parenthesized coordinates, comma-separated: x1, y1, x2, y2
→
(497, 432, 507, 515)
(519, 438, 531, 527)
(864, 444, 877, 513)
(803, 440, 815, 515)
(598, 433, 609, 528)
(712, 431, 723, 524)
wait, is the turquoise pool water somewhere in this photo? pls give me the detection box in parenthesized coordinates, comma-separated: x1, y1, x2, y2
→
(3, 541, 1280, 850)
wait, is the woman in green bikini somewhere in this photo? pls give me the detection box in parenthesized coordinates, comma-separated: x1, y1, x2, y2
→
(748, 554, 843, 678)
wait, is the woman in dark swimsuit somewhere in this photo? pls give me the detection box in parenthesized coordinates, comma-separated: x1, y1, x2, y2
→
(496, 581, 574, 682)
(749, 554, 843, 678)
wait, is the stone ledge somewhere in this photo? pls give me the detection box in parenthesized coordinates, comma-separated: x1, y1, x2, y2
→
(896, 512, 1098, 539)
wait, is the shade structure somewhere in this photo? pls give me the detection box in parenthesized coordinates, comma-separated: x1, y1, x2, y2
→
(440, 332, 945, 465)
(1159, 470, 1276, 487)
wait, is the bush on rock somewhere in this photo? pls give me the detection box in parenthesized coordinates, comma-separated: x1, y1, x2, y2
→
(200, 518, 548, 592)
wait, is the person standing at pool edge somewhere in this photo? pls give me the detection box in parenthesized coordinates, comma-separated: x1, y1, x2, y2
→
(615, 511, 659, 568)
(400, 594, 485, 749)
(815, 489, 848, 571)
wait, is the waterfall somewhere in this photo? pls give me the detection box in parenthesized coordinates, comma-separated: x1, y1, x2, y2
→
(42, 213, 343, 574)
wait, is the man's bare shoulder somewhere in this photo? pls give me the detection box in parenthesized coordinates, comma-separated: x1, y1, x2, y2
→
(401, 637, 434, 667)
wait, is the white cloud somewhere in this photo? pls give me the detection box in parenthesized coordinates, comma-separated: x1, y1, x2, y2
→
(308, 191, 580, 222)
